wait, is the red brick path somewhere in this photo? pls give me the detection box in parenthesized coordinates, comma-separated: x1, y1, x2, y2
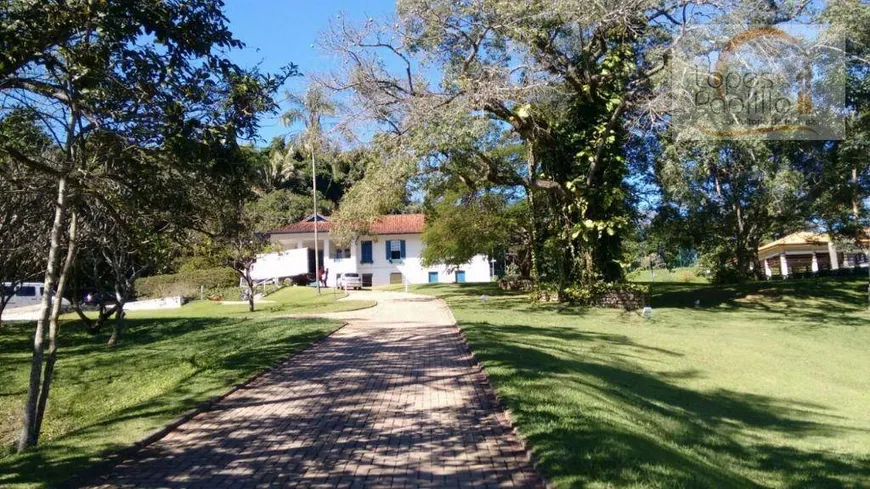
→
(87, 292, 542, 488)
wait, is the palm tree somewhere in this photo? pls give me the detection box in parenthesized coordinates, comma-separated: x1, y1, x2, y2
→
(254, 137, 300, 194)
(281, 86, 338, 156)
(281, 86, 339, 295)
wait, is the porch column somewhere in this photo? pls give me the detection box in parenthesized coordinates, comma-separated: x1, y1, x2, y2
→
(811, 253, 819, 273)
(764, 259, 772, 278)
(350, 239, 359, 270)
(322, 239, 331, 285)
(780, 254, 789, 278)
(828, 242, 839, 270)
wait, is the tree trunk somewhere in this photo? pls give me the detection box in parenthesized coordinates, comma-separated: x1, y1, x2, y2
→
(73, 301, 117, 335)
(17, 175, 68, 453)
(246, 274, 255, 313)
(851, 165, 868, 309)
(107, 303, 125, 346)
(0, 291, 11, 329)
(525, 144, 542, 289)
(108, 281, 127, 346)
(34, 211, 78, 436)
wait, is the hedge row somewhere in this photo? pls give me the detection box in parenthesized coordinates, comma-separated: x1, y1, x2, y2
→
(135, 267, 238, 299)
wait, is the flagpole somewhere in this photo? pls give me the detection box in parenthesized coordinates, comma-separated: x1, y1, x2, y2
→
(312, 147, 321, 295)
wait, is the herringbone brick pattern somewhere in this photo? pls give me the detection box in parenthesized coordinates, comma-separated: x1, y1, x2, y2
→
(86, 292, 542, 488)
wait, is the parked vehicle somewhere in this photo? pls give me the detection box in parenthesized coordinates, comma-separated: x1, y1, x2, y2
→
(337, 272, 363, 290)
(1, 281, 71, 310)
(78, 289, 112, 307)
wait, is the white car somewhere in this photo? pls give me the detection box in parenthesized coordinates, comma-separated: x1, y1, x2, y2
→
(337, 272, 363, 290)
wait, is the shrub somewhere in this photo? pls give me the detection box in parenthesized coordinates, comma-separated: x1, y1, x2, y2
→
(135, 267, 238, 299)
(176, 255, 224, 274)
(677, 270, 698, 283)
(561, 281, 650, 308)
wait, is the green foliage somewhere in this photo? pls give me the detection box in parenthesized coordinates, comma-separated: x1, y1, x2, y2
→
(656, 140, 811, 283)
(248, 188, 331, 232)
(176, 255, 224, 274)
(421, 191, 511, 268)
(560, 281, 649, 305)
(134, 267, 238, 299)
(330, 135, 415, 245)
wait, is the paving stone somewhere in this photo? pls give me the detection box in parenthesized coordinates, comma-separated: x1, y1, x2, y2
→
(84, 292, 542, 488)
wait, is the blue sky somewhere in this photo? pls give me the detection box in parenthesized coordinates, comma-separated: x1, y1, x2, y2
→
(224, 0, 398, 145)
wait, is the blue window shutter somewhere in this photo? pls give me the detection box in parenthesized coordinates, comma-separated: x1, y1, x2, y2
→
(361, 241, 373, 263)
(385, 240, 391, 261)
(400, 240, 406, 259)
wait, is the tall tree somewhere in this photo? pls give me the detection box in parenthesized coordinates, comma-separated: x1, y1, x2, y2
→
(318, 0, 804, 293)
(0, 111, 52, 325)
(655, 140, 810, 282)
(421, 190, 512, 269)
(1, 0, 293, 451)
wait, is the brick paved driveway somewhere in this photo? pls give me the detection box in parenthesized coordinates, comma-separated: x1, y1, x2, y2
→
(87, 291, 542, 488)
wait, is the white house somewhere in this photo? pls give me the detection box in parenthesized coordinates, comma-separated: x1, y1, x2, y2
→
(257, 214, 492, 288)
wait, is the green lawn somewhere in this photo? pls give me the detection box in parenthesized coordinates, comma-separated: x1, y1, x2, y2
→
(0, 287, 373, 489)
(124, 285, 377, 319)
(414, 277, 870, 488)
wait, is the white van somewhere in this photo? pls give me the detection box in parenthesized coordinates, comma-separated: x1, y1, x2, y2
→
(2, 282, 70, 310)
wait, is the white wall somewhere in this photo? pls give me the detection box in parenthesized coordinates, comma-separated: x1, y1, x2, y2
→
(250, 249, 310, 281)
(268, 232, 492, 287)
(125, 296, 185, 311)
(355, 234, 491, 286)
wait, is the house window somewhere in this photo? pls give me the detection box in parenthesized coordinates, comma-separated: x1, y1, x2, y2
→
(361, 241, 373, 264)
(334, 248, 351, 260)
(385, 240, 406, 261)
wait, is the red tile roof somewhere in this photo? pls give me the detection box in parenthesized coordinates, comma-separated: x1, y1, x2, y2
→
(273, 214, 425, 235)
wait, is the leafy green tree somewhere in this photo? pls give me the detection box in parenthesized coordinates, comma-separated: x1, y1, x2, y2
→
(281, 86, 338, 160)
(656, 140, 810, 282)
(800, 0, 870, 303)
(319, 0, 806, 294)
(212, 203, 274, 313)
(0, 0, 293, 451)
(248, 188, 332, 232)
(421, 191, 511, 269)
(0, 111, 52, 325)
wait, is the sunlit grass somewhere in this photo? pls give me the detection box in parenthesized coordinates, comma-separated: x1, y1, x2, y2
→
(413, 277, 870, 488)
(0, 286, 372, 489)
(119, 285, 376, 319)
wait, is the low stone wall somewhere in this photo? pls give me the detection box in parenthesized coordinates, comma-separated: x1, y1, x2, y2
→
(125, 296, 186, 311)
(592, 290, 649, 310)
(497, 278, 534, 292)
